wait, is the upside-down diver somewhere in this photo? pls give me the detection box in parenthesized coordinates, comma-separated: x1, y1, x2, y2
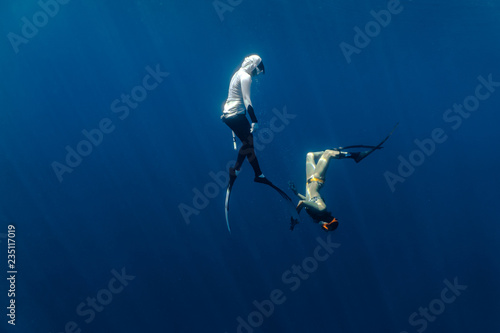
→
(289, 123, 399, 232)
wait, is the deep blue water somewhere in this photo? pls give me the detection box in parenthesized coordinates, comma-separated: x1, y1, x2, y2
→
(1, 0, 500, 332)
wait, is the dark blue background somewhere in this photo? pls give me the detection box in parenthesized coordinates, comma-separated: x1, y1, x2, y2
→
(1, 0, 499, 332)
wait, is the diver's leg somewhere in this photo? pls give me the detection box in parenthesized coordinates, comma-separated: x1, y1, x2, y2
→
(233, 146, 246, 172)
(310, 152, 325, 158)
(224, 115, 249, 184)
(241, 133, 263, 177)
(241, 134, 275, 184)
(306, 152, 321, 179)
(313, 149, 346, 179)
(229, 116, 264, 178)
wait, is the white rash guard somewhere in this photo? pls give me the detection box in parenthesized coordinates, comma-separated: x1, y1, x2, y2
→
(222, 55, 262, 119)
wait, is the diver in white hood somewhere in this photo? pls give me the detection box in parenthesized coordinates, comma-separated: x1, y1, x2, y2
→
(221, 55, 297, 232)
(221, 54, 267, 187)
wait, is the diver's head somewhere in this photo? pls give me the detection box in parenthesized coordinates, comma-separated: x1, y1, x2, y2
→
(241, 54, 265, 76)
(306, 209, 338, 231)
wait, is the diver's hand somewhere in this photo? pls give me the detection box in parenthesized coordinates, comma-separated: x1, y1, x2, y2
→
(288, 181, 298, 195)
(296, 200, 304, 213)
(290, 217, 299, 231)
(250, 122, 258, 133)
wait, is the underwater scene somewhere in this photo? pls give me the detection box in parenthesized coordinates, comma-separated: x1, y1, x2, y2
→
(1, 0, 500, 332)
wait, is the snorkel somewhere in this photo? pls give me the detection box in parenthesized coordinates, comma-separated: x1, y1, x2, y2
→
(241, 55, 265, 76)
(321, 217, 339, 231)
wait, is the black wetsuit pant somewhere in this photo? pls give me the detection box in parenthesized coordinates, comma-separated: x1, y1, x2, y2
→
(222, 114, 263, 177)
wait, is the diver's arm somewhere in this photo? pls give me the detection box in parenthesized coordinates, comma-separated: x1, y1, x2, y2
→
(247, 105, 258, 123)
(289, 181, 306, 200)
(295, 192, 306, 200)
(241, 75, 257, 123)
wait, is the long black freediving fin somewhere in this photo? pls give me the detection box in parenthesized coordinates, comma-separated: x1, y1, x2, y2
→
(225, 177, 300, 233)
(224, 183, 233, 233)
(342, 122, 399, 163)
(254, 178, 301, 224)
